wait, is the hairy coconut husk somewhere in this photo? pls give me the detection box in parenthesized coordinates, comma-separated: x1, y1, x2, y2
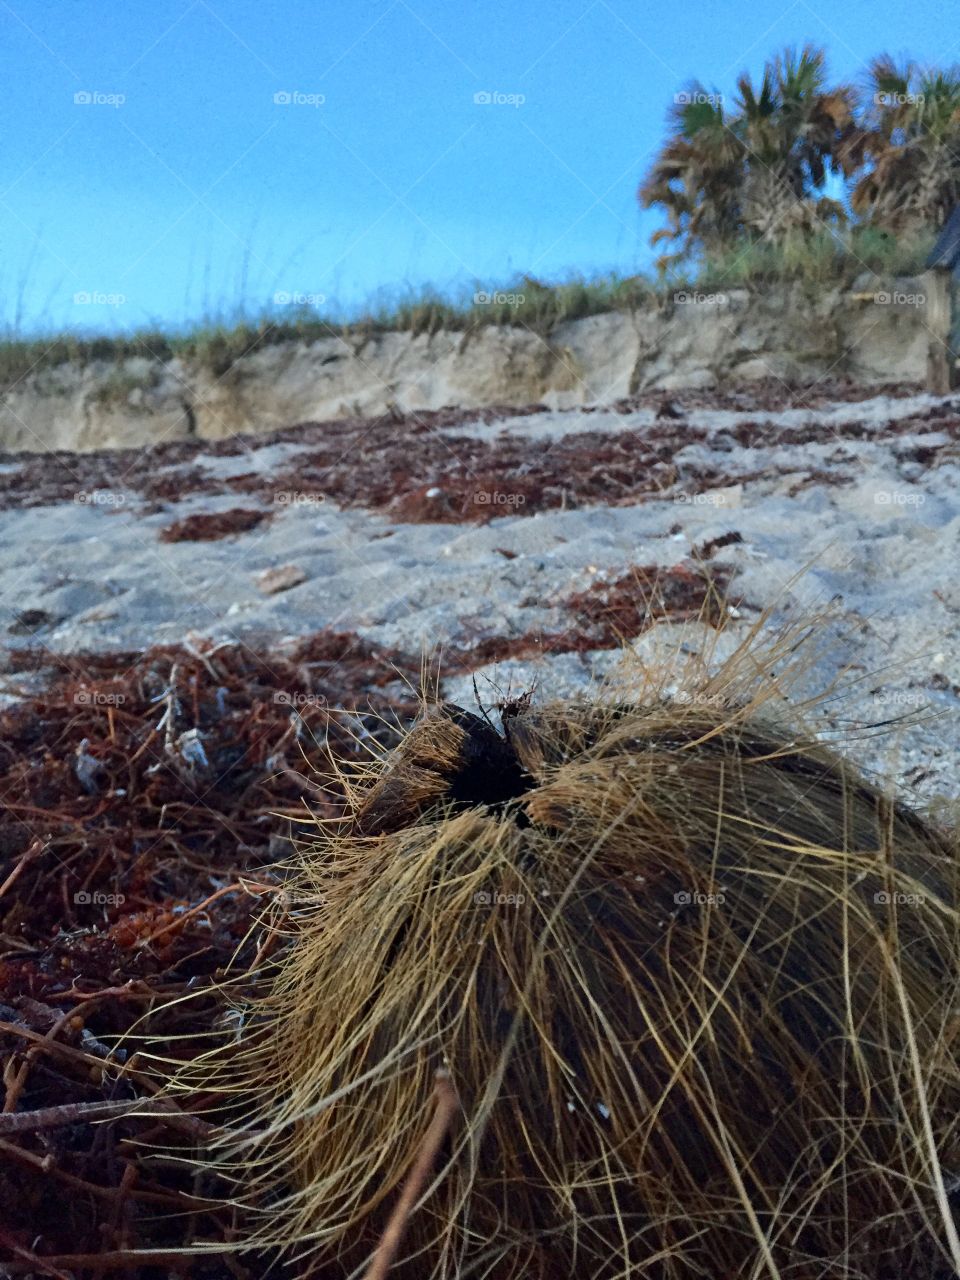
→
(159, 630, 960, 1280)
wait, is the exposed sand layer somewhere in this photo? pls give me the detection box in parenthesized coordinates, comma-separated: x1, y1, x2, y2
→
(0, 280, 934, 451)
(1, 385, 958, 803)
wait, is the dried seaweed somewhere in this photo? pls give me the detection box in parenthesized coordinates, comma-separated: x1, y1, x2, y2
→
(158, 508, 271, 543)
(0, 629, 422, 1277)
(0, 385, 953, 524)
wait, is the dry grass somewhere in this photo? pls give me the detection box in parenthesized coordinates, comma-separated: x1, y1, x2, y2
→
(148, 623, 960, 1279)
(0, 275, 654, 389)
(0, 236, 936, 390)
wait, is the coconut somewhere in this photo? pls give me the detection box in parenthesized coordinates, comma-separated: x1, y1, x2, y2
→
(166, 635, 960, 1280)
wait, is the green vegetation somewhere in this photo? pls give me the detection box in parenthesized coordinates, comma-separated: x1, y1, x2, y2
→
(640, 46, 960, 271)
(697, 225, 937, 290)
(0, 276, 660, 389)
(0, 240, 935, 392)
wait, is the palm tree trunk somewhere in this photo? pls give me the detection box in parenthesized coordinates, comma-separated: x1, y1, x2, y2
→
(923, 268, 955, 394)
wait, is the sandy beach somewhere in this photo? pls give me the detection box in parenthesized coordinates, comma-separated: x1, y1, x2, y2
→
(0, 385, 957, 801)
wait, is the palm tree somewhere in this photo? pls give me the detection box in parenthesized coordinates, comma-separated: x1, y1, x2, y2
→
(850, 55, 960, 232)
(638, 86, 744, 272)
(640, 46, 854, 265)
(736, 47, 854, 238)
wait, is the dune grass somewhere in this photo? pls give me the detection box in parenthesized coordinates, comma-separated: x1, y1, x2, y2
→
(698, 226, 937, 292)
(0, 235, 939, 390)
(0, 274, 657, 389)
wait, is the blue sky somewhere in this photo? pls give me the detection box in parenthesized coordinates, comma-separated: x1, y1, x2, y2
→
(0, 0, 949, 333)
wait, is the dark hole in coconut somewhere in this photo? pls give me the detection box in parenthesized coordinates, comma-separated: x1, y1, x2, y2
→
(352, 702, 534, 835)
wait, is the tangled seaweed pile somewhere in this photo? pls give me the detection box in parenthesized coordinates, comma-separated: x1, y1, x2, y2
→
(160, 630, 960, 1280)
(0, 630, 422, 1275)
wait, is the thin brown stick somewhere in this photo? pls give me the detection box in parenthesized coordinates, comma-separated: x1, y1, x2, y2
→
(0, 837, 45, 901)
(0, 1018, 136, 1077)
(0, 1135, 218, 1208)
(362, 1068, 459, 1280)
(4, 1002, 80, 1113)
(53, 979, 157, 1002)
(0, 1094, 216, 1137)
(0, 1134, 120, 1199)
(143, 881, 259, 943)
(0, 1228, 74, 1280)
(0, 1248, 199, 1272)
(0, 1098, 156, 1134)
